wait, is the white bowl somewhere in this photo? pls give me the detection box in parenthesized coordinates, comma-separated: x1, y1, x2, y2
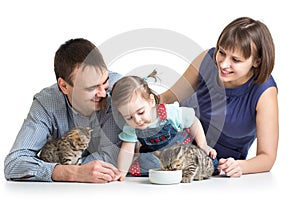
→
(149, 168, 182, 185)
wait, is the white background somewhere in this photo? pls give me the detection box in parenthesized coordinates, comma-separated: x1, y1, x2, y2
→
(0, 0, 299, 197)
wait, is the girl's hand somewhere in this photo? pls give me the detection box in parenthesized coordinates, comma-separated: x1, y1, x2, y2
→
(202, 145, 217, 159)
(218, 158, 243, 177)
(208, 148, 217, 159)
(116, 175, 126, 182)
(115, 171, 127, 182)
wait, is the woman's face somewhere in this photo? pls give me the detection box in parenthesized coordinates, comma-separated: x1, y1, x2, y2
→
(215, 46, 259, 88)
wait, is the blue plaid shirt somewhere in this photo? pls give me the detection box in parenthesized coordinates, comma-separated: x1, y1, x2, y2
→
(4, 71, 122, 182)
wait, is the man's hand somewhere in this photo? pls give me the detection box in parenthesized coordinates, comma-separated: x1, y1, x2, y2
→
(52, 160, 121, 183)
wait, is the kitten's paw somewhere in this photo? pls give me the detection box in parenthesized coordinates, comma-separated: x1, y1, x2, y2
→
(194, 176, 204, 181)
(181, 177, 193, 183)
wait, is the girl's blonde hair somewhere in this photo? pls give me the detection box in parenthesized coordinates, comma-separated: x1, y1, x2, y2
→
(110, 69, 160, 109)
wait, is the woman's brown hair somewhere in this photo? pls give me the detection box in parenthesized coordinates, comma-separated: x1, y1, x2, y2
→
(214, 17, 275, 84)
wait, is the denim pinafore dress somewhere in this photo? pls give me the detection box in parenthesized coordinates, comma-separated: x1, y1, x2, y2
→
(131, 104, 219, 176)
(136, 104, 192, 153)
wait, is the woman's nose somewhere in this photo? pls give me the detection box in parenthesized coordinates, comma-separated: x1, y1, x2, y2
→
(219, 57, 231, 69)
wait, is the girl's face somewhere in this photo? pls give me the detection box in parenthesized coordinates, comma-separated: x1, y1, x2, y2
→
(215, 46, 260, 88)
(118, 94, 156, 130)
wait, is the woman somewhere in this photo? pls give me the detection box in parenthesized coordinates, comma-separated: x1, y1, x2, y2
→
(160, 17, 279, 177)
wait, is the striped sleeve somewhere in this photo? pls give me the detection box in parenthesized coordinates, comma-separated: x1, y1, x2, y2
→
(4, 98, 58, 182)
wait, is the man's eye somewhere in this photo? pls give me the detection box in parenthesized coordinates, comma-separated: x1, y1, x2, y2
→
(138, 111, 144, 115)
(86, 87, 97, 92)
(103, 77, 109, 85)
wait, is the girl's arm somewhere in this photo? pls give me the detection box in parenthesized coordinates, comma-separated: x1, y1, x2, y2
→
(160, 50, 208, 104)
(117, 142, 136, 181)
(189, 116, 217, 158)
(218, 87, 279, 177)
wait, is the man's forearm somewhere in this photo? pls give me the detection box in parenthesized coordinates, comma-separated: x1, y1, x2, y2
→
(52, 164, 80, 182)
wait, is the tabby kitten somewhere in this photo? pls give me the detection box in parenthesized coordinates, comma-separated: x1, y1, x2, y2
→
(39, 127, 92, 165)
(154, 143, 214, 183)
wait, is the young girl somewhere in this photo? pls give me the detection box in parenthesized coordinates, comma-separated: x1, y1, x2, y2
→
(111, 70, 217, 181)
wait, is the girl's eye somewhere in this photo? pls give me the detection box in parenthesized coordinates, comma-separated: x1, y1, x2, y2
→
(126, 116, 133, 121)
(138, 111, 144, 115)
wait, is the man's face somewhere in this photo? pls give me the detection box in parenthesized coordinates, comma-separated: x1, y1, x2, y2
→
(66, 66, 109, 116)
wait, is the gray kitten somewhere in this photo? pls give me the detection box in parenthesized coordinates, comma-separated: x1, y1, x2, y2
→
(154, 143, 214, 183)
(39, 127, 92, 165)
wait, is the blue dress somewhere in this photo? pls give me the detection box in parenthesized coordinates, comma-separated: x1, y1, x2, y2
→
(181, 48, 278, 160)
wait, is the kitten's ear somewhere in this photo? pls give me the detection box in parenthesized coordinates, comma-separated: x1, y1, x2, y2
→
(87, 127, 93, 135)
(174, 146, 184, 158)
(153, 150, 161, 158)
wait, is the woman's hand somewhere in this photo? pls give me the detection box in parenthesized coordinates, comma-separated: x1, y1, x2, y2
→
(218, 158, 243, 177)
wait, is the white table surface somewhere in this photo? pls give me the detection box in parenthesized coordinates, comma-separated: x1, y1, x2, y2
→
(2, 171, 295, 200)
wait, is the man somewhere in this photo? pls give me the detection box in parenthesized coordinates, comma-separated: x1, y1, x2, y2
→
(4, 38, 122, 183)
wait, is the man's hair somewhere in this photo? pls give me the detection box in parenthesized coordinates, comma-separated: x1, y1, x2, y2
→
(54, 38, 107, 86)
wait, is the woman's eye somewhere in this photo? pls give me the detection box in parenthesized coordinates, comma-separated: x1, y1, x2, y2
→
(138, 111, 144, 115)
(232, 57, 241, 63)
(218, 50, 225, 55)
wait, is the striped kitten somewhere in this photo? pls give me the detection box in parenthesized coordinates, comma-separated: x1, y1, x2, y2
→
(154, 143, 214, 183)
(39, 127, 92, 165)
